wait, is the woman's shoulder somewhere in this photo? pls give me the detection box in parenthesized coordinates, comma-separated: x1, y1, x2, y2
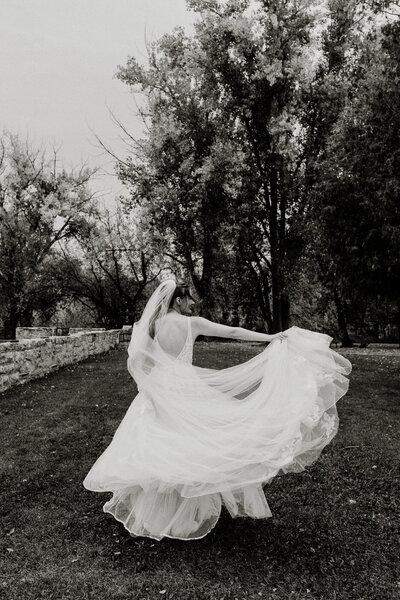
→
(189, 316, 215, 337)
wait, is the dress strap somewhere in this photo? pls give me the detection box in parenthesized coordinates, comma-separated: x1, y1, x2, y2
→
(186, 316, 192, 344)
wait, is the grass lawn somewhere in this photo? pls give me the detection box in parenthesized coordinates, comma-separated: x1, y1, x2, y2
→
(1, 342, 399, 600)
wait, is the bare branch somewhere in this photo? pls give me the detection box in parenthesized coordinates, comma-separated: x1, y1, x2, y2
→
(88, 124, 130, 168)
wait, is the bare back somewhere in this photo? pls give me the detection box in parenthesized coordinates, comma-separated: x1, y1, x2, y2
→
(155, 313, 191, 359)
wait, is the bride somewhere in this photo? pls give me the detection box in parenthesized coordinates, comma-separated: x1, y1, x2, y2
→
(83, 279, 352, 541)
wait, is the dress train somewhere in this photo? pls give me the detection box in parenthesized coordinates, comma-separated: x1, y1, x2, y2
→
(83, 322, 351, 540)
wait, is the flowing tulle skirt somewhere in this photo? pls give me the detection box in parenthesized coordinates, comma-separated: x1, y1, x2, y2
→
(83, 326, 351, 540)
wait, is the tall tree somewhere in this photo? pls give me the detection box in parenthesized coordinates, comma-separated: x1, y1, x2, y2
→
(188, 0, 320, 331)
(303, 11, 400, 345)
(115, 26, 240, 317)
(114, 0, 398, 338)
(116, 0, 321, 330)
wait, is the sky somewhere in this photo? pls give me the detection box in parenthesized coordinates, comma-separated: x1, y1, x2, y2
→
(0, 0, 194, 203)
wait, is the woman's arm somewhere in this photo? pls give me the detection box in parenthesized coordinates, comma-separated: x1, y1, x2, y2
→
(191, 316, 285, 342)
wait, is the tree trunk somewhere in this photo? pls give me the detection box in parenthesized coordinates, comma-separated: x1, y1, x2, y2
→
(333, 287, 352, 347)
(4, 306, 19, 340)
(269, 249, 283, 332)
(271, 272, 281, 332)
(261, 275, 273, 332)
(397, 298, 400, 349)
(280, 292, 290, 330)
(20, 306, 34, 327)
(269, 169, 283, 333)
(246, 262, 272, 331)
(190, 238, 216, 319)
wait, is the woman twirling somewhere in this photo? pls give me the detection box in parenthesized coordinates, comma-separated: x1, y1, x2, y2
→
(83, 279, 352, 541)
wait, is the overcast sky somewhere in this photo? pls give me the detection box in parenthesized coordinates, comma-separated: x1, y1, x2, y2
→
(0, 0, 194, 202)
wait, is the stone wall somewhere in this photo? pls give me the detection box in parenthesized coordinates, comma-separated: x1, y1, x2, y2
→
(69, 328, 106, 334)
(16, 327, 58, 339)
(15, 327, 106, 339)
(0, 330, 121, 393)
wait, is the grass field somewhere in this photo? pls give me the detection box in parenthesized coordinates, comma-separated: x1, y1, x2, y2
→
(1, 342, 399, 600)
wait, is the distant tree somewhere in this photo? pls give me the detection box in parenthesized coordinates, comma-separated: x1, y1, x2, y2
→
(0, 133, 96, 338)
(57, 207, 164, 327)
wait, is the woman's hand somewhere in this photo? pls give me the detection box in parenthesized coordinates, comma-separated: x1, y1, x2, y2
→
(268, 332, 287, 343)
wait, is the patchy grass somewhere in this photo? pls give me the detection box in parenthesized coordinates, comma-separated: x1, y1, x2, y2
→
(1, 342, 399, 600)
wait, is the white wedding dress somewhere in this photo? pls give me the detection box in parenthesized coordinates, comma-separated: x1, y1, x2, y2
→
(83, 311, 352, 541)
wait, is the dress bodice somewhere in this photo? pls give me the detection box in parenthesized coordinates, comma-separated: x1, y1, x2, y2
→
(155, 316, 193, 364)
(175, 317, 193, 364)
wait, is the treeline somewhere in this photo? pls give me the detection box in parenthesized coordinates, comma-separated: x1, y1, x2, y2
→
(113, 0, 399, 344)
(0, 134, 163, 339)
(1, 0, 399, 345)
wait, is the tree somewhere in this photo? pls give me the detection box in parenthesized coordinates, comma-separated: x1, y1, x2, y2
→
(302, 13, 400, 345)
(115, 0, 323, 330)
(113, 0, 399, 338)
(115, 27, 240, 317)
(0, 133, 96, 338)
(57, 207, 165, 327)
(190, 0, 321, 331)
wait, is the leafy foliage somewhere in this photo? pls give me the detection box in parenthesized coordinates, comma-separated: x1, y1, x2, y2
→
(56, 208, 164, 328)
(116, 0, 320, 329)
(114, 0, 399, 342)
(302, 14, 400, 344)
(0, 133, 96, 338)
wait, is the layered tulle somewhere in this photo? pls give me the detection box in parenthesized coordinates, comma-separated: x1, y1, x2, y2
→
(83, 325, 351, 540)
